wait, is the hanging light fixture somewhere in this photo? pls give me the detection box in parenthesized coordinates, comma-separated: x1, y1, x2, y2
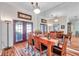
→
(31, 2, 40, 14)
(33, 8, 40, 14)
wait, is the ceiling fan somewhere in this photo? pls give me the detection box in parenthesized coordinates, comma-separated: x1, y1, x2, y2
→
(31, 2, 40, 14)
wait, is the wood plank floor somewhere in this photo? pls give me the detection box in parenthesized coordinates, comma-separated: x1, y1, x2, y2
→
(1, 42, 27, 56)
(0, 41, 79, 56)
(69, 36, 79, 51)
(0, 36, 79, 56)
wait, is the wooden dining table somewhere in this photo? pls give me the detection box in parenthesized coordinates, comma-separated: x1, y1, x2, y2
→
(28, 32, 68, 56)
(32, 35, 58, 56)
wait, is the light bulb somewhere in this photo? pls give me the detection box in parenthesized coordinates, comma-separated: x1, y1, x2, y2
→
(33, 8, 40, 14)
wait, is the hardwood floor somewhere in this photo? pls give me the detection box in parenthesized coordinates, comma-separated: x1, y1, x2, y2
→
(0, 41, 79, 56)
(69, 36, 79, 51)
(14, 42, 27, 49)
(1, 42, 27, 56)
(0, 36, 79, 56)
(1, 47, 15, 56)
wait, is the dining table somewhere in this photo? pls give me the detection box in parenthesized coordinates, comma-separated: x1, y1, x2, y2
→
(32, 35, 59, 56)
(28, 32, 68, 56)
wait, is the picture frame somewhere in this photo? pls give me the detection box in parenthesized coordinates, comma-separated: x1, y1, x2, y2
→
(41, 19, 47, 23)
(61, 25, 65, 29)
(17, 12, 32, 20)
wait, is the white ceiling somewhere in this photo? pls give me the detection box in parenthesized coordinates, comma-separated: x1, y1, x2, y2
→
(38, 2, 79, 23)
(5, 2, 79, 23)
(6, 2, 63, 13)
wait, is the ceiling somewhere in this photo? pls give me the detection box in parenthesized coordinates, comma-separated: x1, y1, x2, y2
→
(6, 2, 63, 13)
(5, 2, 79, 23)
(38, 2, 79, 23)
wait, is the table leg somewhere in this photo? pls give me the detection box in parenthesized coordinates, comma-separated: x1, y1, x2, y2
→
(47, 44, 52, 56)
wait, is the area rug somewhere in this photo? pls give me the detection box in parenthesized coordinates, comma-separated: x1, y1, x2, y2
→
(14, 44, 47, 56)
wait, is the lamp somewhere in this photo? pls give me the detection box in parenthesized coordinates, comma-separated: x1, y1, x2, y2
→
(1, 16, 12, 50)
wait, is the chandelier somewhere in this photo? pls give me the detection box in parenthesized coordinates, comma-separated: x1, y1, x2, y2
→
(31, 2, 40, 14)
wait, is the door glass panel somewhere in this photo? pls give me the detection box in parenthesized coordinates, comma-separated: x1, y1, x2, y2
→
(44, 25, 47, 32)
(40, 24, 47, 33)
(53, 24, 60, 31)
(26, 23, 32, 39)
(40, 24, 44, 33)
(15, 22, 23, 42)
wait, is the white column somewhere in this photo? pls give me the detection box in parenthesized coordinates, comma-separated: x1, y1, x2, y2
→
(0, 18, 2, 50)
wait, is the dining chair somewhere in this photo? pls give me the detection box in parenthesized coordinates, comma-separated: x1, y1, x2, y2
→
(28, 33, 48, 56)
(40, 43, 47, 56)
(50, 31, 57, 39)
(30, 36, 42, 56)
(28, 33, 41, 56)
(57, 31, 63, 39)
(34, 36, 47, 56)
(67, 32, 72, 44)
(52, 35, 68, 56)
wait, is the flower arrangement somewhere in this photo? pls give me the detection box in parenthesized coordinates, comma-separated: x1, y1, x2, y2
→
(47, 33, 50, 40)
(35, 29, 42, 35)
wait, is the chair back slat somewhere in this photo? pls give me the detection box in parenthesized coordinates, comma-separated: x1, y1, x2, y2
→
(61, 35, 68, 56)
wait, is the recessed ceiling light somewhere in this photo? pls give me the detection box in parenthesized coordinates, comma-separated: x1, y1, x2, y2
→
(54, 19, 58, 22)
(47, 24, 52, 26)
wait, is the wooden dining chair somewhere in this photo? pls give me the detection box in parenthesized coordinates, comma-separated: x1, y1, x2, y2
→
(67, 32, 72, 44)
(28, 33, 41, 55)
(28, 33, 48, 56)
(33, 36, 48, 56)
(33, 36, 40, 49)
(57, 31, 64, 39)
(40, 41, 47, 55)
(52, 35, 68, 56)
(50, 31, 57, 39)
(28, 32, 33, 45)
